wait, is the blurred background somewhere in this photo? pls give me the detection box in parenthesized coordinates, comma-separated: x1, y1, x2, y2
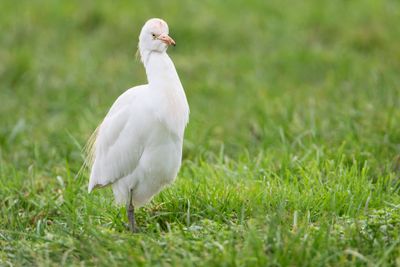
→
(0, 0, 399, 173)
(1, 1, 400, 265)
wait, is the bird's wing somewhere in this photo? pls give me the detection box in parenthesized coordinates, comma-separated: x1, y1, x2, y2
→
(87, 85, 148, 192)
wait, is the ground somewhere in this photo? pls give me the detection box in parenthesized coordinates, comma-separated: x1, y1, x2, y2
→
(0, 0, 399, 266)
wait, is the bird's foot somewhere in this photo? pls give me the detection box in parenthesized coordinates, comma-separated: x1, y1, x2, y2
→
(124, 222, 139, 233)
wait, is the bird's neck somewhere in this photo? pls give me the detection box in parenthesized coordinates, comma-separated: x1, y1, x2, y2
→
(142, 50, 189, 135)
(143, 51, 181, 88)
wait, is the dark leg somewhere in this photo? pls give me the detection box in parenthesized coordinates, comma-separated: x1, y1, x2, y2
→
(127, 189, 138, 233)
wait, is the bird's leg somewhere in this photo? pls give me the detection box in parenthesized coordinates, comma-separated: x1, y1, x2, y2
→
(127, 188, 138, 233)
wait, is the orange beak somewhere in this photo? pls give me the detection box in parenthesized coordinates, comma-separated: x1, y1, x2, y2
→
(158, 34, 176, 46)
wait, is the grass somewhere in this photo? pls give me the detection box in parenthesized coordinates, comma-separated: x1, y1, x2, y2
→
(1, 0, 400, 266)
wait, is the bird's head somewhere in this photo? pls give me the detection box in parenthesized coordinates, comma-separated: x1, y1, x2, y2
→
(138, 18, 175, 55)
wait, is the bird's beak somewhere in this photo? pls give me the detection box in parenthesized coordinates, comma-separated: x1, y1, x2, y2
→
(158, 34, 176, 46)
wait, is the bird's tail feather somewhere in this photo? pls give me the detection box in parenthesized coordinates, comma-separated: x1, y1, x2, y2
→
(77, 125, 99, 180)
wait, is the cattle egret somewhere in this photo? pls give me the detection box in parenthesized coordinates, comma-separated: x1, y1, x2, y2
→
(87, 18, 189, 232)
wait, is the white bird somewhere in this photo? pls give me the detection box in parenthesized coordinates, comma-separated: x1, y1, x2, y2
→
(87, 18, 189, 232)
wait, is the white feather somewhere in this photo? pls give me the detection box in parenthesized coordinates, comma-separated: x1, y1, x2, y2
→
(87, 18, 189, 207)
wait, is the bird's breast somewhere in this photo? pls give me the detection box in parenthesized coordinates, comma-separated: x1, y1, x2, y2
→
(139, 127, 183, 183)
(151, 86, 189, 138)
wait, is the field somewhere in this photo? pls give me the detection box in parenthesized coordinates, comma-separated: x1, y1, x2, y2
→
(1, 0, 400, 266)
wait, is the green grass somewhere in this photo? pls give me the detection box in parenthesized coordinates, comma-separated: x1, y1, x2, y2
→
(1, 0, 400, 266)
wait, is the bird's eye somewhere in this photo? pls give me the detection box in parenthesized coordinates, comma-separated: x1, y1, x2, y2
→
(151, 33, 156, 38)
